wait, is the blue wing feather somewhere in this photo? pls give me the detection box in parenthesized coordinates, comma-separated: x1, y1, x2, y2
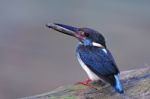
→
(114, 74, 124, 93)
(77, 45, 119, 75)
(77, 45, 119, 85)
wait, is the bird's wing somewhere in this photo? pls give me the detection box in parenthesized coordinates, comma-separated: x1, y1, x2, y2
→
(77, 45, 119, 76)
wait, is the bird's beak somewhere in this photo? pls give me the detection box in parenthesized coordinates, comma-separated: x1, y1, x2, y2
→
(46, 23, 79, 37)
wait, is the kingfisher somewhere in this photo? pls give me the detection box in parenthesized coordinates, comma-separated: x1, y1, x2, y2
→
(46, 23, 124, 93)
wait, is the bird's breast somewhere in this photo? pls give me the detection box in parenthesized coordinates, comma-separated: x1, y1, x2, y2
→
(76, 53, 100, 81)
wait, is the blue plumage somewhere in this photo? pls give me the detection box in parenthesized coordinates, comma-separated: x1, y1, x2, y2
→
(114, 75, 124, 93)
(77, 45, 123, 93)
(77, 45, 118, 82)
(77, 45, 119, 75)
(46, 23, 124, 94)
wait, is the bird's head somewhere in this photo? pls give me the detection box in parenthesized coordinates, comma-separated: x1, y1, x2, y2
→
(46, 23, 106, 47)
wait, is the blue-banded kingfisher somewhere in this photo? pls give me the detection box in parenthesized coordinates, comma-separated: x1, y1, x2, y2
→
(46, 23, 124, 93)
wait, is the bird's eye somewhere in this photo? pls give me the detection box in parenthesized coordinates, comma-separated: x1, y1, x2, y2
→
(84, 32, 89, 37)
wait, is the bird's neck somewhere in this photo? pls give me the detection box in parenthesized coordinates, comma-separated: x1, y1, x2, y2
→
(79, 39, 104, 48)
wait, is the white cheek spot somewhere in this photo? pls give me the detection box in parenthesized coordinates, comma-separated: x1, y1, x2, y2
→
(102, 48, 107, 54)
(92, 42, 103, 47)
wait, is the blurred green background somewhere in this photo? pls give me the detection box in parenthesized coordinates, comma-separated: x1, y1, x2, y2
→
(0, 0, 150, 99)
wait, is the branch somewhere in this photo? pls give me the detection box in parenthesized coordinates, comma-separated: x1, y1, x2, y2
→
(21, 67, 150, 99)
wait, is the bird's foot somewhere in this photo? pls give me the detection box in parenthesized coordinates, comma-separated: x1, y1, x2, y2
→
(77, 78, 93, 87)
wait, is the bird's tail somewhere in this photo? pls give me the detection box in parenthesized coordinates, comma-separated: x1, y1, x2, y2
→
(114, 74, 124, 94)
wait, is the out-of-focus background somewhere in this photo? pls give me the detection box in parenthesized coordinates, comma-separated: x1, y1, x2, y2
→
(0, 0, 150, 99)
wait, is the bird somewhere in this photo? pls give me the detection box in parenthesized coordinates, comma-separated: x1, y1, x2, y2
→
(46, 23, 124, 94)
